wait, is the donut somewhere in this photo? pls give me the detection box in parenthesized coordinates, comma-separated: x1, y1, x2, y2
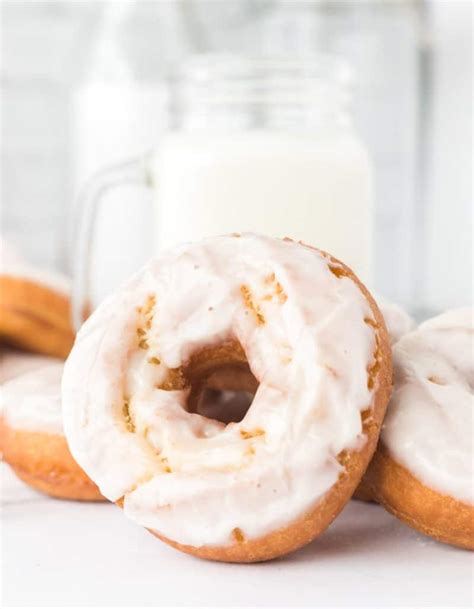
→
(0, 361, 103, 501)
(362, 308, 473, 549)
(0, 261, 75, 358)
(353, 298, 414, 502)
(63, 234, 391, 562)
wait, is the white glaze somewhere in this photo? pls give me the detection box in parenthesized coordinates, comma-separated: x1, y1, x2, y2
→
(376, 297, 415, 344)
(1, 362, 65, 435)
(0, 349, 57, 384)
(63, 234, 377, 547)
(382, 308, 474, 504)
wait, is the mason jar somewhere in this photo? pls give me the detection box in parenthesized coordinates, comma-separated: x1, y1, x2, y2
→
(73, 54, 374, 327)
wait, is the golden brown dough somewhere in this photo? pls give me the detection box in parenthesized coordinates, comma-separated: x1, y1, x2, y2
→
(1, 420, 103, 501)
(352, 478, 376, 503)
(362, 445, 473, 550)
(0, 276, 75, 358)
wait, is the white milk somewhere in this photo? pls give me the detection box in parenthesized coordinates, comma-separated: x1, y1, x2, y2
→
(153, 129, 373, 281)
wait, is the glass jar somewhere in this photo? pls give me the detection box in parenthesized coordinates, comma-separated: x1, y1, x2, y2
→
(73, 53, 374, 327)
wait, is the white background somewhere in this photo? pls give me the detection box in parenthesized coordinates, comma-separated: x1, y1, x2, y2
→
(1, 0, 472, 313)
(1, 465, 472, 607)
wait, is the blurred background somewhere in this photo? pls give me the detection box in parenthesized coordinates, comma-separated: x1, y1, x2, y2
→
(1, 0, 472, 318)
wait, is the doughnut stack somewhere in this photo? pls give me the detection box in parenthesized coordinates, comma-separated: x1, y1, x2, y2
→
(0, 247, 103, 501)
(2, 233, 472, 560)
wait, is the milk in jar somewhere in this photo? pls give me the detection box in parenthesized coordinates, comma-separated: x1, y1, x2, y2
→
(152, 55, 373, 281)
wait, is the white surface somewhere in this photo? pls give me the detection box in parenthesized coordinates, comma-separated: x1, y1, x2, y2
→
(1, 464, 472, 608)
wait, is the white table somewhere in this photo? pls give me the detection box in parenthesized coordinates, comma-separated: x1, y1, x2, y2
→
(1, 463, 472, 607)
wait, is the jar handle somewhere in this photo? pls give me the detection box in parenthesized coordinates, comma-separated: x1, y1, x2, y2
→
(71, 153, 154, 331)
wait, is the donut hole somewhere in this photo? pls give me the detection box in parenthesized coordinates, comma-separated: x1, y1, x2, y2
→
(187, 363, 259, 424)
(179, 340, 259, 424)
(195, 386, 255, 424)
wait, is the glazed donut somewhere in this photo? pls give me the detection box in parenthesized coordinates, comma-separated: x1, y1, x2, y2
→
(0, 260, 75, 358)
(363, 308, 474, 549)
(353, 297, 414, 502)
(63, 234, 391, 562)
(0, 362, 103, 501)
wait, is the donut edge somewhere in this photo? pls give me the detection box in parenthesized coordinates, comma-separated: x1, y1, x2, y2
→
(363, 444, 474, 550)
(0, 418, 104, 502)
(0, 276, 75, 358)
